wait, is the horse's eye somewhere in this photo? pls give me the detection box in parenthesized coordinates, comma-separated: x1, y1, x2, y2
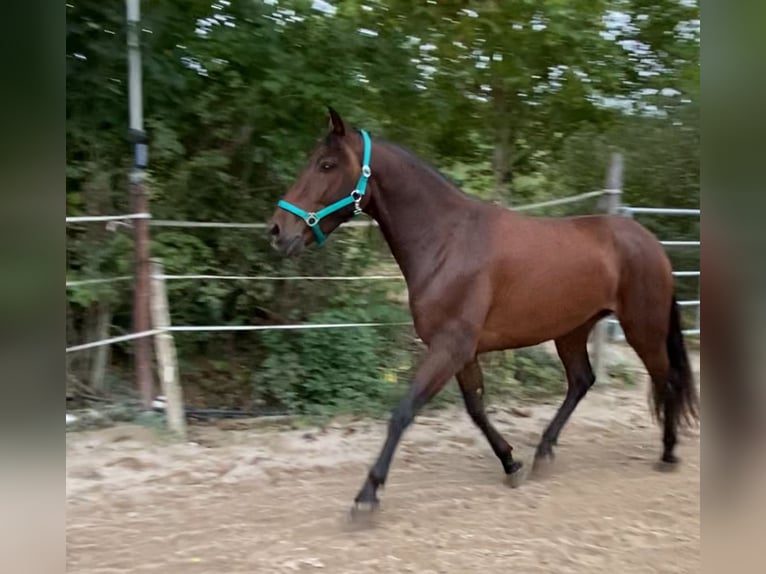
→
(320, 161, 335, 172)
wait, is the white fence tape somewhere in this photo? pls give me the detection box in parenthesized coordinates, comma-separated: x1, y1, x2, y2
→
(151, 191, 608, 228)
(149, 219, 378, 229)
(660, 240, 700, 247)
(66, 213, 151, 223)
(66, 329, 163, 354)
(67, 193, 701, 352)
(166, 322, 412, 333)
(66, 276, 133, 287)
(623, 207, 700, 216)
(159, 274, 404, 282)
(512, 189, 605, 211)
(66, 323, 413, 353)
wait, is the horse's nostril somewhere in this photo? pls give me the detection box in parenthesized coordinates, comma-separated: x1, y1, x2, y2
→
(269, 223, 280, 238)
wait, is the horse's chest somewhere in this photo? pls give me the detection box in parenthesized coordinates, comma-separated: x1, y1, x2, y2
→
(407, 280, 487, 343)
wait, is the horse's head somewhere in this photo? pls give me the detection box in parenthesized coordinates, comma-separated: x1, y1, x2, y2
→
(268, 107, 373, 256)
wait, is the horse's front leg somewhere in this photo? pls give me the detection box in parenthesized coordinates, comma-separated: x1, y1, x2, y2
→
(353, 327, 476, 511)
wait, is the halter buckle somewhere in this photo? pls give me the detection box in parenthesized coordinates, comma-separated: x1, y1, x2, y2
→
(351, 190, 363, 214)
(361, 165, 372, 178)
(305, 213, 318, 227)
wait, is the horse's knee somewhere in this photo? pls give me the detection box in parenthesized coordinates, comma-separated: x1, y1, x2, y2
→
(460, 383, 483, 415)
(389, 402, 415, 434)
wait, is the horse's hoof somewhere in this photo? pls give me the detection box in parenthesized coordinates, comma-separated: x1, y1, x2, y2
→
(661, 452, 680, 464)
(351, 499, 379, 515)
(654, 455, 680, 473)
(349, 500, 380, 525)
(532, 452, 555, 479)
(504, 460, 527, 488)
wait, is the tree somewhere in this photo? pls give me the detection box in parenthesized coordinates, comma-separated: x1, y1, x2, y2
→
(66, 0, 699, 409)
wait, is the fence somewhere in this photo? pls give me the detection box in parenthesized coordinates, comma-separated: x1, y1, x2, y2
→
(606, 205, 701, 341)
(66, 161, 699, 437)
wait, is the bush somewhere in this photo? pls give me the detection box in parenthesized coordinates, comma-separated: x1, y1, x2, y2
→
(607, 360, 639, 386)
(509, 346, 566, 398)
(255, 306, 412, 416)
(257, 319, 568, 417)
(480, 346, 565, 400)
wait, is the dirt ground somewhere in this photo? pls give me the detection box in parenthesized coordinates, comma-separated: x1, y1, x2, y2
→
(67, 373, 700, 574)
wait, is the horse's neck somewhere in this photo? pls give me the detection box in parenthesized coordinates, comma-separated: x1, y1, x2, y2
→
(365, 142, 469, 287)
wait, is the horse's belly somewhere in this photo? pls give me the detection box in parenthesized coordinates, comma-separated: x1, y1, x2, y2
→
(478, 308, 596, 351)
(478, 271, 615, 351)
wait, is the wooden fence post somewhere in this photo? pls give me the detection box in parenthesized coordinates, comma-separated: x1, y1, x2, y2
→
(150, 259, 187, 439)
(126, 0, 154, 409)
(592, 153, 623, 383)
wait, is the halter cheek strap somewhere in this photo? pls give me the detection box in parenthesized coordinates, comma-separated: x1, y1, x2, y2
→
(277, 129, 372, 246)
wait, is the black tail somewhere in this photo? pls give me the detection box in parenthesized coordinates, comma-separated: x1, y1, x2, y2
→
(653, 296, 699, 426)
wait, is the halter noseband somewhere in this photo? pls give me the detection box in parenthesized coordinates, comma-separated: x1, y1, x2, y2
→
(277, 129, 372, 246)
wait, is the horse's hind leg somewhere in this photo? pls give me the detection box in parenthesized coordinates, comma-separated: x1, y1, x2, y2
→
(534, 319, 598, 469)
(618, 301, 688, 467)
(457, 358, 522, 476)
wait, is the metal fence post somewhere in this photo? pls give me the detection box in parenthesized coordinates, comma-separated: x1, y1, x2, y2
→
(592, 153, 623, 383)
(150, 259, 187, 439)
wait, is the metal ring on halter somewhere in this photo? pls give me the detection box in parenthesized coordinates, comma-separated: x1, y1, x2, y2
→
(351, 190, 363, 214)
(305, 213, 318, 226)
(361, 165, 371, 178)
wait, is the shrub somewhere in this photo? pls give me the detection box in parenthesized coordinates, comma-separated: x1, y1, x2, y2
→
(255, 306, 412, 416)
(607, 360, 639, 386)
(509, 346, 566, 398)
(478, 346, 565, 400)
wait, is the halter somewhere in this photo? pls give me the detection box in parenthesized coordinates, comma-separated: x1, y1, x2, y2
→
(277, 129, 372, 246)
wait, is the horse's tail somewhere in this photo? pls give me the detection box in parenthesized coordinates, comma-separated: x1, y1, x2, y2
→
(652, 295, 699, 427)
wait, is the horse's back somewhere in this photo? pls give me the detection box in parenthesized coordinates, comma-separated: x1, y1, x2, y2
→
(546, 212, 675, 304)
(475, 210, 671, 350)
(489, 211, 622, 290)
(493, 210, 671, 284)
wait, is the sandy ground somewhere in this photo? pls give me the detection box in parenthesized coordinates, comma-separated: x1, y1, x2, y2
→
(67, 376, 700, 574)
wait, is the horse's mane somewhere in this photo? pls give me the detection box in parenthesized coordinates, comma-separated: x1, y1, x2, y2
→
(364, 132, 469, 197)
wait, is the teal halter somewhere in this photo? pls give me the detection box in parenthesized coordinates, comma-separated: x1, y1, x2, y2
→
(277, 129, 372, 246)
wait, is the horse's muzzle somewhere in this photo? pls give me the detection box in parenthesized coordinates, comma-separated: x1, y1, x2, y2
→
(269, 229, 305, 257)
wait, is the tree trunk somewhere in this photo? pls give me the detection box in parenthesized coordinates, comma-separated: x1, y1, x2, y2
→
(491, 80, 514, 200)
(66, 301, 81, 400)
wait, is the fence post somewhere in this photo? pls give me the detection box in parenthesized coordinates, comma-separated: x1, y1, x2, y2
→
(126, 0, 154, 409)
(592, 153, 623, 383)
(150, 259, 187, 439)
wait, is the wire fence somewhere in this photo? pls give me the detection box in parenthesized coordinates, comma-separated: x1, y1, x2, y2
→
(66, 187, 700, 355)
(608, 204, 701, 340)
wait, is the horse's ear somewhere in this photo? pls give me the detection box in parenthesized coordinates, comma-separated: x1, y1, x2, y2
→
(327, 106, 346, 137)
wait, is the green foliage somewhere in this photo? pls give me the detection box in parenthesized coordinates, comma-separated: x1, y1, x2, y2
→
(607, 360, 640, 386)
(257, 306, 412, 415)
(508, 347, 567, 399)
(66, 0, 699, 412)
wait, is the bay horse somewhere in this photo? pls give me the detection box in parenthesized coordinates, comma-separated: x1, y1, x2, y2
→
(268, 108, 699, 511)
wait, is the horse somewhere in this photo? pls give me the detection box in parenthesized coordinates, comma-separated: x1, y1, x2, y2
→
(268, 107, 699, 511)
